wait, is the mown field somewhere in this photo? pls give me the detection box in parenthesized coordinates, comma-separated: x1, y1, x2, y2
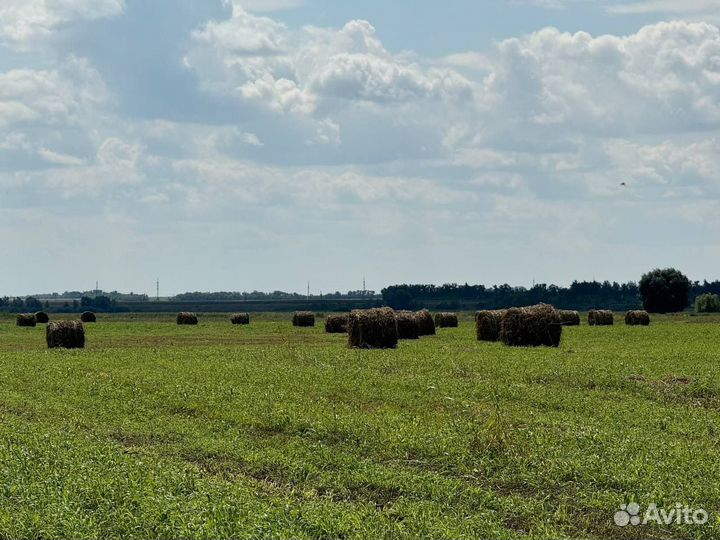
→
(0, 312, 718, 539)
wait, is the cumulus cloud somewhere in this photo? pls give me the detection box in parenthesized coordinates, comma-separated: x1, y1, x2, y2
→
(470, 20, 720, 154)
(0, 57, 109, 128)
(192, 3, 287, 56)
(185, 9, 474, 114)
(0, 0, 125, 50)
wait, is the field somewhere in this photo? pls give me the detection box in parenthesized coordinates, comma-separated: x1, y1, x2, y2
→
(0, 312, 719, 539)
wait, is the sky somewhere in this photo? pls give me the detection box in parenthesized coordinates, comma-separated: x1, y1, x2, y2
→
(1, 0, 719, 296)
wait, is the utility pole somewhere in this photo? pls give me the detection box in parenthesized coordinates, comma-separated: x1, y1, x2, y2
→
(363, 275, 366, 296)
(156, 278, 160, 302)
(307, 281, 310, 300)
(95, 280, 99, 296)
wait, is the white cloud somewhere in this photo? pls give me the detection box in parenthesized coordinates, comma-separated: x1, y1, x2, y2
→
(239, 74, 316, 114)
(192, 4, 287, 56)
(0, 58, 109, 128)
(37, 138, 146, 195)
(603, 138, 720, 189)
(239, 131, 263, 146)
(185, 10, 474, 114)
(0, 0, 125, 50)
(476, 21, 720, 147)
(441, 52, 492, 71)
(170, 158, 469, 210)
(38, 148, 85, 166)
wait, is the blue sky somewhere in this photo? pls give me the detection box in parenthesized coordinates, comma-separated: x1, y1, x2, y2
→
(1, 0, 719, 296)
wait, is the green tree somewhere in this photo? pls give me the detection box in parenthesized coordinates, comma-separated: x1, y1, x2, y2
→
(639, 268, 691, 313)
(24, 297, 42, 311)
(695, 293, 720, 313)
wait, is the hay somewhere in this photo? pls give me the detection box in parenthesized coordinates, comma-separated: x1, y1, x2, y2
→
(415, 309, 436, 336)
(625, 310, 650, 326)
(230, 313, 250, 325)
(434, 312, 459, 328)
(80, 311, 96, 323)
(558, 310, 580, 326)
(16, 313, 36, 327)
(588, 310, 614, 326)
(500, 303, 562, 347)
(34, 311, 49, 324)
(324, 314, 348, 334)
(176, 312, 198, 325)
(292, 311, 315, 327)
(46, 321, 85, 349)
(475, 310, 505, 342)
(348, 307, 398, 349)
(396, 311, 420, 339)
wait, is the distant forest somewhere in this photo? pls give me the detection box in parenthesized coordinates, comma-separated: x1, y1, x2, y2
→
(2, 279, 720, 313)
(380, 281, 720, 311)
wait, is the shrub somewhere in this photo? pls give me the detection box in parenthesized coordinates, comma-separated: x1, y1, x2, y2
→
(695, 293, 720, 313)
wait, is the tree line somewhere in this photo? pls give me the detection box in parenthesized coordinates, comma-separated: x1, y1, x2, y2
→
(3, 268, 718, 313)
(381, 270, 720, 313)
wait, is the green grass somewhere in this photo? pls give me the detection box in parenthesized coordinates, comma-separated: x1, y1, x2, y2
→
(0, 312, 719, 539)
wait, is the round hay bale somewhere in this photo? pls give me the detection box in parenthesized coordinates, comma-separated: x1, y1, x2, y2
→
(47, 320, 85, 349)
(415, 309, 436, 336)
(500, 303, 562, 347)
(588, 309, 613, 326)
(176, 312, 198, 325)
(324, 314, 348, 334)
(348, 307, 398, 349)
(16, 313, 37, 327)
(80, 311, 96, 323)
(34, 311, 49, 324)
(558, 310, 580, 326)
(475, 310, 505, 342)
(292, 311, 315, 327)
(396, 311, 420, 340)
(230, 313, 250, 325)
(625, 310, 650, 326)
(434, 312, 459, 328)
